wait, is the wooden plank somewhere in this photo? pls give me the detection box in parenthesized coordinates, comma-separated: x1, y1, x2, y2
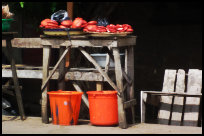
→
(141, 91, 147, 123)
(41, 46, 71, 92)
(96, 82, 103, 91)
(66, 71, 104, 81)
(141, 91, 202, 97)
(104, 52, 110, 73)
(125, 46, 135, 124)
(183, 69, 202, 126)
(41, 39, 117, 48)
(69, 67, 115, 72)
(41, 45, 51, 123)
(2, 64, 26, 69)
(58, 46, 66, 90)
(171, 69, 186, 126)
(72, 82, 89, 108)
(117, 36, 137, 47)
(6, 38, 26, 120)
(2, 36, 137, 48)
(2, 69, 56, 79)
(141, 88, 202, 124)
(2, 38, 42, 48)
(158, 70, 177, 125)
(113, 47, 127, 129)
(2, 69, 106, 81)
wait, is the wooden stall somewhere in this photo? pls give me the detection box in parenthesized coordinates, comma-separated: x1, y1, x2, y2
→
(2, 35, 137, 128)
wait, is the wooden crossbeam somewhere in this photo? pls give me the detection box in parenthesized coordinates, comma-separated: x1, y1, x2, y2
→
(142, 91, 202, 97)
(79, 47, 121, 95)
(72, 82, 89, 108)
(41, 46, 71, 91)
(183, 69, 202, 126)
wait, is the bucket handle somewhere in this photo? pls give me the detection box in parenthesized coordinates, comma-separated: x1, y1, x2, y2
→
(92, 92, 121, 97)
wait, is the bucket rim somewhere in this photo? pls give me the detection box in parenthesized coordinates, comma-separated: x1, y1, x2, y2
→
(47, 90, 83, 95)
(2, 18, 14, 21)
(86, 90, 117, 95)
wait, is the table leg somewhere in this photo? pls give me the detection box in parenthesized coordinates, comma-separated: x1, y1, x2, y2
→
(125, 46, 135, 124)
(6, 39, 26, 120)
(113, 47, 127, 129)
(41, 45, 51, 123)
(140, 91, 147, 123)
(58, 46, 66, 90)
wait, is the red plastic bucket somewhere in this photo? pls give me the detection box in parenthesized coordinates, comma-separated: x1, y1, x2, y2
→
(47, 90, 83, 125)
(87, 91, 118, 126)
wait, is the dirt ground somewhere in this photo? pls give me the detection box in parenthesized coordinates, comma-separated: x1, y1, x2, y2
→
(2, 115, 202, 134)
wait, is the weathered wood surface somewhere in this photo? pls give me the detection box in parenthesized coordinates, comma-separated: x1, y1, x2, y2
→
(158, 70, 177, 125)
(125, 46, 135, 124)
(72, 82, 89, 108)
(117, 36, 137, 47)
(65, 71, 104, 81)
(104, 52, 110, 73)
(105, 47, 132, 85)
(58, 46, 66, 90)
(5, 38, 26, 120)
(2, 65, 114, 71)
(41, 46, 71, 92)
(140, 91, 146, 123)
(113, 47, 127, 129)
(141, 91, 202, 97)
(96, 82, 103, 91)
(2, 36, 136, 48)
(3, 69, 48, 79)
(2, 68, 107, 81)
(79, 47, 120, 94)
(2, 38, 42, 48)
(171, 69, 186, 126)
(140, 69, 202, 126)
(41, 45, 51, 123)
(2, 64, 43, 69)
(183, 69, 202, 126)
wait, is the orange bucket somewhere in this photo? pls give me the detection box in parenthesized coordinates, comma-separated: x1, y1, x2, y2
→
(47, 90, 83, 125)
(87, 91, 118, 126)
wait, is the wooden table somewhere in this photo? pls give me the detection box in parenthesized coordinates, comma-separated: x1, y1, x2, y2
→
(2, 35, 137, 128)
(2, 32, 26, 120)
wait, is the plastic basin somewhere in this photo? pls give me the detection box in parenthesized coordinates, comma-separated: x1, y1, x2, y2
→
(90, 53, 124, 68)
(47, 90, 83, 125)
(87, 91, 118, 126)
(2, 19, 13, 32)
